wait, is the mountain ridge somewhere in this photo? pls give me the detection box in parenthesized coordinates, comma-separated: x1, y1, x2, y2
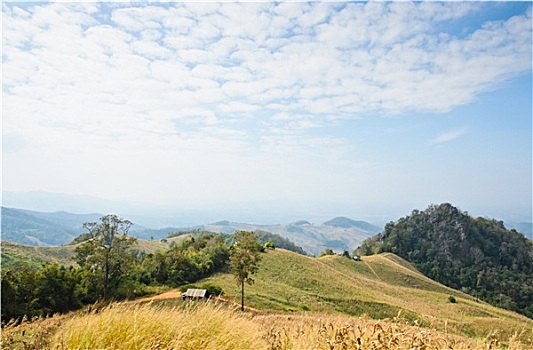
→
(1, 207, 380, 255)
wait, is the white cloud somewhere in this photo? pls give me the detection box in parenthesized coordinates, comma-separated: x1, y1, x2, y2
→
(2, 2, 531, 211)
(429, 127, 469, 146)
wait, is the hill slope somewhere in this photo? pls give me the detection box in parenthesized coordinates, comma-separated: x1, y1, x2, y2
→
(204, 249, 532, 343)
(356, 203, 533, 319)
(1, 241, 78, 268)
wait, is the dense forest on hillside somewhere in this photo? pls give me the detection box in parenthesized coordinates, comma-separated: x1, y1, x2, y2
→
(355, 203, 533, 319)
(1, 229, 231, 322)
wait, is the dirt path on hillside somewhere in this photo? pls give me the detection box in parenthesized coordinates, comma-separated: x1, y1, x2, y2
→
(363, 259, 382, 281)
(137, 289, 182, 302)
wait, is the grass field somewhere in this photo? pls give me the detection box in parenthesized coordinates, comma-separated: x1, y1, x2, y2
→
(203, 249, 533, 343)
(2, 300, 530, 350)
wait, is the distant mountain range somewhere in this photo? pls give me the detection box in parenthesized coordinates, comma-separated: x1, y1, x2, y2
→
(196, 217, 381, 256)
(1, 208, 91, 246)
(1, 207, 380, 255)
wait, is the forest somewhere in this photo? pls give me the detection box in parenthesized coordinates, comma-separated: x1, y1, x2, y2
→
(1, 216, 232, 322)
(1, 214, 295, 323)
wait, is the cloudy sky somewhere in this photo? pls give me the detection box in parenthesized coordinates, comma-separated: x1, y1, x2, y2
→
(2, 1, 532, 224)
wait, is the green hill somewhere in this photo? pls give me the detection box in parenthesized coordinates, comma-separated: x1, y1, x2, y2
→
(203, 248, 532, 342)
(356, 203, 533, 319)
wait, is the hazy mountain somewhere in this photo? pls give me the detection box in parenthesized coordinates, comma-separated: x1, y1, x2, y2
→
(323, 216, 381, 232)
(1, 207, 81, 246)
(2, 191, 123, 215)
(197, 218, 381, 256)
(13, 208, 102, 230)
(0, 207, 152, 246)
(1, 207, 380, 253)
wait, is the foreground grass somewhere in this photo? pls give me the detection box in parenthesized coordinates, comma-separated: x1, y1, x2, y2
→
(2, 300, 530, 350)
(52, 302, 264, 350)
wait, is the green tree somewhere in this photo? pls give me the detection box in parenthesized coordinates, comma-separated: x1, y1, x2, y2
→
(75, 215, 136, 300)
(319, 248, 335, 257)
(230, 231, 262, 311)
(264, 240, 275, 250)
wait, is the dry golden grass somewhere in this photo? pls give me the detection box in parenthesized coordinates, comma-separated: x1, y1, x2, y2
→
(256, 311, 532, 350)
(3, 300, 530, 349)
(50, 301, 265, 350)
(3, 250, 532, 349)
(1, 313, 69, 350)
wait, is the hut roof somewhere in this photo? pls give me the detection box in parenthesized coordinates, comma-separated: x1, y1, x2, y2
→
(183, 288, 208, 298)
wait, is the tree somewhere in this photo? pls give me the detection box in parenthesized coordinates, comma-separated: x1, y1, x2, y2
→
(264, 240, 275, 250)
(229, 231, 262, 311)
(319, 248, 335, 257)
(75, 215, 136, 300)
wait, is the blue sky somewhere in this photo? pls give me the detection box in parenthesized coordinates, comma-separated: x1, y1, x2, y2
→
(2, 1, 532, 224)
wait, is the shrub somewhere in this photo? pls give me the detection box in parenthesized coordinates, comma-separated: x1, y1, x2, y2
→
(448, 295, 457, 303)
(300, 304, 310, 311)
(179, 284, 199, 293)
(201, 283, 224, 296)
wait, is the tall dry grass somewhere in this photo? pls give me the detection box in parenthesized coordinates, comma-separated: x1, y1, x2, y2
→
(41, 300, 531, 350)
(256, 312, 531, 350)
(52, 301, 265, 350)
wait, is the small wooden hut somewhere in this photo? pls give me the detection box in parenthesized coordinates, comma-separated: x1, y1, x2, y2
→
(181, 288, 209, 300)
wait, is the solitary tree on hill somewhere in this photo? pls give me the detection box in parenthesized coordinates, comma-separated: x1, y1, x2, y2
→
(74, 214, 136, 300)
(230, 231, 262, 311)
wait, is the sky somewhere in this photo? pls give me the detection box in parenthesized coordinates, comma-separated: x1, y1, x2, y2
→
(2, 1, 532, 225)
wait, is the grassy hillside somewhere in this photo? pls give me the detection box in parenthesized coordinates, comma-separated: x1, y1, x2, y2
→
(203, 249, 533, 343)
(0, 241, 77, 268)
